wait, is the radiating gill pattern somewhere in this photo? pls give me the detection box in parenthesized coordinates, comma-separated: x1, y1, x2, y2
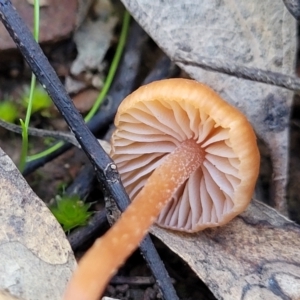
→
(111, 99, 241, 232)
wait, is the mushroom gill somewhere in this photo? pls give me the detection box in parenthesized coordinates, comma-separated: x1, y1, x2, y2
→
(111, 78, 260, 232)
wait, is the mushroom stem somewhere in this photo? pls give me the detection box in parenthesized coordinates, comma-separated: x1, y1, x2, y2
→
(63, 139, 205, 300)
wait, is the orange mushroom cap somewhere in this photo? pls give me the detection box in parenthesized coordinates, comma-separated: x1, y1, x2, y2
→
(111, 78, 260, 232)
(63, 79, 260, 300)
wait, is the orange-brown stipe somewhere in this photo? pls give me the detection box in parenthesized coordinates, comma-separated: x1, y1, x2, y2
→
(63, 139, 205, 300)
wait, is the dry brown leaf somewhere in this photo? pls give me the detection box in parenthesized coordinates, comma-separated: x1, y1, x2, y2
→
(121, 0, 296, 216)
(0, 148, 76, 300)
(151, 200, 300, 299)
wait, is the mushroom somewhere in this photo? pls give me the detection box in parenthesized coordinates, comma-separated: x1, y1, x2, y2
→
(63, 78, 260, 300)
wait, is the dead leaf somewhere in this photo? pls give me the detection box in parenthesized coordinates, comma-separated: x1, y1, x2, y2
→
(121, 0, 296, 216)
(151, 200, 300, 300)
(70, 0, 118, 78)
(0, 148, 76, 300)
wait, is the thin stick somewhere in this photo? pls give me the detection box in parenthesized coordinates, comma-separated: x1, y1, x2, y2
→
(175, 55, 299, 91)
(0, 118, 80, 147)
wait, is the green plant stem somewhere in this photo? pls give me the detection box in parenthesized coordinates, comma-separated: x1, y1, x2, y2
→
(84, 11, 130, 122)
(27, 141, 64, 162)
(27, 11, 130, 163)
(19, 0, 40, 171)
(33, 0, 40, 39)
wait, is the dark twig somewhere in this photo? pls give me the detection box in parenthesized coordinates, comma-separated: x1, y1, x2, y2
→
(0, 118, 80, 147)
(68, 210, 109, 251)
(65, 164, 97, 199)
(175, 54, 300, 91)
(282, 0, 300, 20)
(143, 55, 179, 85)
(0, 3, 179, 299)
(66, 164, 109, 251)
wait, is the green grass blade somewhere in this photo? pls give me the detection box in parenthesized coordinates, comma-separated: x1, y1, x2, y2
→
(19, 0, 40, 171)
